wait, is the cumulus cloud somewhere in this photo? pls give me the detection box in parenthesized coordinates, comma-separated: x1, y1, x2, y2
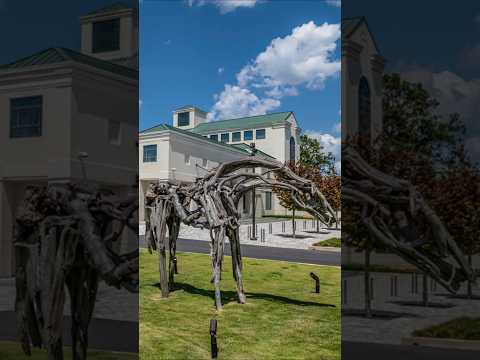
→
(187, 0, 260, 14)
(325, 0, 341, 7)
(305, 130, 341, 170)
(208, 85, 280, 121)
(209, 21, 340, 120)
(392, 62, 480, 163)
(237, 21, 340, 94)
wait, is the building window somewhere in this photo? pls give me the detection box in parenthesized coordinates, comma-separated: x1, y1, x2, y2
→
(210, 134, 218, 142)
(289, 136, 296, 162)
(185, 154, 191, 165)
(10, 96, 42, 138)
(265, 191, 272, 210)
(92, 18, 120, 53)
(108, 119, 121, 145)
(178, 112, 190, 127)
(220, 133, 230, 143)
(256, 129, 266, 139)
(244, 130, 253, 141)
(232, 131, 241, 142)
(143, 144, 157, 162)
(358, 76, 371, 142)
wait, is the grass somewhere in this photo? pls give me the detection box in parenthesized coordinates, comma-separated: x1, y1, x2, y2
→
(0, 341, 137, 360)
(140, 250, 340, 360)
(313, 238, 341, 248)
(413, 317, 480, 340)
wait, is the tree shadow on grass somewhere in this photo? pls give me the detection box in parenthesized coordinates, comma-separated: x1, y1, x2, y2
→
(153, 282, 336, 308)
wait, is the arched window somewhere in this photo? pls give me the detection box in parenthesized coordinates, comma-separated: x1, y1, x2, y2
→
(289, 136, 296, 163)
(358, 76, 371, 142)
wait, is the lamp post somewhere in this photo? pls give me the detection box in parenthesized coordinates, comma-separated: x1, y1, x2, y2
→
(249, 143, 258, 240)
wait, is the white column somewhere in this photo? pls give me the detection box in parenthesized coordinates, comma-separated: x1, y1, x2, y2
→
(0, 180, 14, 277)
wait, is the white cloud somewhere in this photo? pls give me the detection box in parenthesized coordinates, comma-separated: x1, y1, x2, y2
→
(392, 62, 480, 163)
(209, 21, 340, 120)
(208, 84, 280, 120)
(188, 0, 260, 14)
(333, 122, 341, 133)
(237, 21, 340, 95)
(218, 67, 224, 75)
(305, 130, 341, 170)
(325, 0, 341, 7)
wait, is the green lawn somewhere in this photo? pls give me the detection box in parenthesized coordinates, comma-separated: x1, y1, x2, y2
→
(140, 250, 340, 360)
(413, 317, 480, 340)
(0, 342, 137, 360)
(313, 238, 341, 248)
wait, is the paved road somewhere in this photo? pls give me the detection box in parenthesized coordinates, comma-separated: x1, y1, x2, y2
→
(343, 341, 479, 360)
(140, 236, 340, 266)
(0, 311, 138, 353)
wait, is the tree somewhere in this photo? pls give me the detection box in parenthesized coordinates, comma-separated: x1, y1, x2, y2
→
(274, 135, 340, 235)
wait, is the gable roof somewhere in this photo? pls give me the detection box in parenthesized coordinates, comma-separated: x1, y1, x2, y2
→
(342, 16, 381, 54)
(86, 2, 133, 16)
(190, 111, 293, 134)
(0, 47, 138, 80)
(140, 123, 274, 158)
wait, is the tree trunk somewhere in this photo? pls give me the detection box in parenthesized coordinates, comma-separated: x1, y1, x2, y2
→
(422, 274, 429, 307)
(467, 253, 473, 299)
(365, 246, 372, 318)
(292, 209, 296, 238)
(316, 220, 319, 233)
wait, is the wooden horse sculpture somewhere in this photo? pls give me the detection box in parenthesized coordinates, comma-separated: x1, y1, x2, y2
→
(14, 183, 138, 360)
(342, 146, 475, 292)
(145, 157, 337, 309)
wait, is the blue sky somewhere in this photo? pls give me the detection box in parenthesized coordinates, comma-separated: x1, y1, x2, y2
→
(140, 0, 341, 149)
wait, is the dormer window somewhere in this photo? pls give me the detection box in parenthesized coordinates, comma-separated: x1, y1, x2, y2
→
(178, 112, 190, 126)
(92, 18, 120, 53)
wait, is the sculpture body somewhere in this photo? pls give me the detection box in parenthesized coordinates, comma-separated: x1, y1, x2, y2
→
(145, 157, 337, 309)
(14, 184, 138, 360)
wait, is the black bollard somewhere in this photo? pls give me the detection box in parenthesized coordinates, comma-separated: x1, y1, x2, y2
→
(210, 319, 218, 360)
(310, 272, 320, 294)
(173, 256, 178, 274)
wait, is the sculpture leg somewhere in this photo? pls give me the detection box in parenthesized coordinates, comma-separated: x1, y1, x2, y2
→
(212, 227, 225, 310)
(229, 228, 246, 304)
(66, 266, 99, 360)
(168, 216, 180, 291)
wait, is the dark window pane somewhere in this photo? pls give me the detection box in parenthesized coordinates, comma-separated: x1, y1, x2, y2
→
(289, 136, 296, 162)
(10, 96, 42, 138)
(220, 133, 230, 143)
(92, 18, 120, 53)
(256, 129, 266, 139)
(244, 130, 253, 141)
(143, 144, 157, 162)
(265, 191, 272, 210)
(178, 112, 190, 127)
(358, 76, 371, 142)
(210, 134, 218, 141)
(232, 132, 241, 142)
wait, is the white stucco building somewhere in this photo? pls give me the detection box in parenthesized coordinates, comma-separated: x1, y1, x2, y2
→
(0, 4, 138, 277)
(139, 106, 302, 222)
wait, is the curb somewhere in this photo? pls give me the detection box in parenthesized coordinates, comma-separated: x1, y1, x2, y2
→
(402, 336, 480, 351)
(309, 246, 341, 252)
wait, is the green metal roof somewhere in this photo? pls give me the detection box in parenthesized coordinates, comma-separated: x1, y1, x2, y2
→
(190, 111, 292, 134)
(231, 143, 275, 159)
(86, 2, 132, 15)
(0, 47, 138, 80)
(140, 123, 274, 158)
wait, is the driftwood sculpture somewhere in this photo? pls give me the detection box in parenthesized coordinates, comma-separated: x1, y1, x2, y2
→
(145, 156, 337, 309)
(342, 146, 475, 292)
(14, 183, 138, 360)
